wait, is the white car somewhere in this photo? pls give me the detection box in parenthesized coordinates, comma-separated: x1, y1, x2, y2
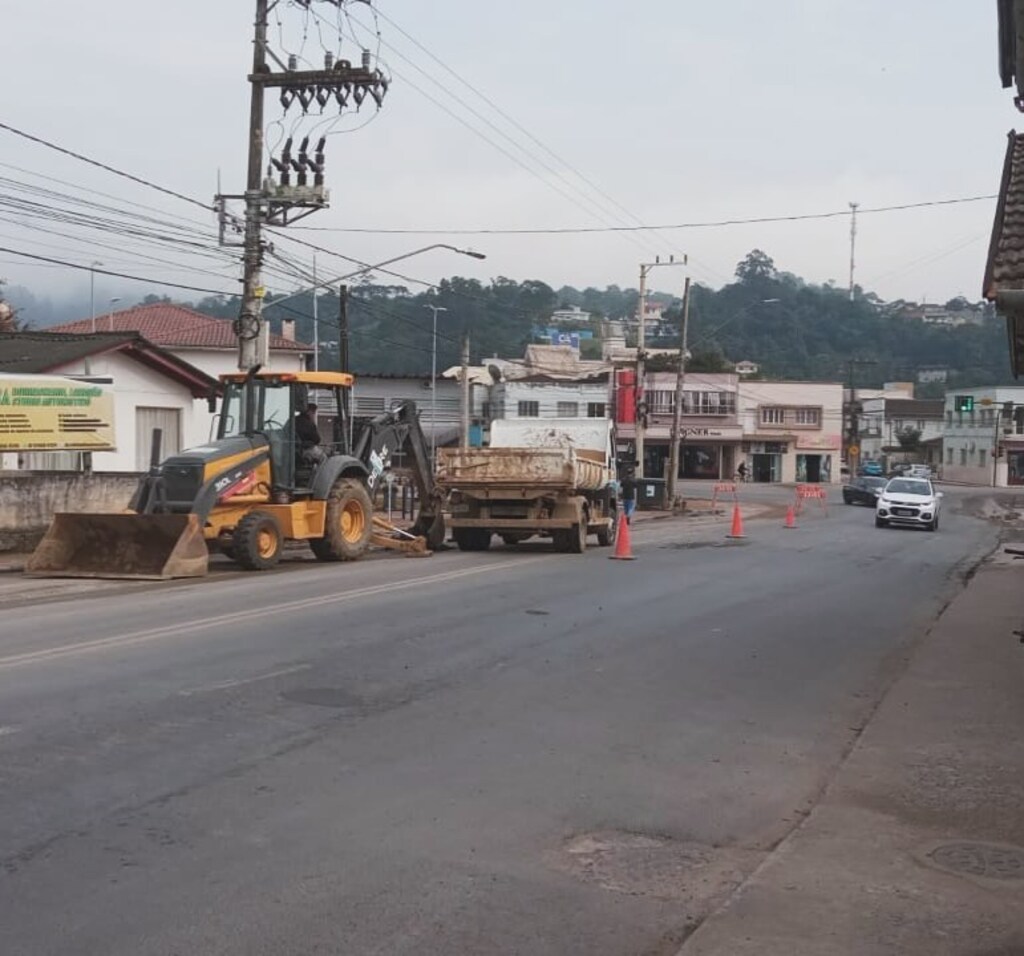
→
(875, 477, 942, 531)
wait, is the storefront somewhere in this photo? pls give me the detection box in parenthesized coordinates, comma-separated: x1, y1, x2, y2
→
(745, 441, 787, 482)
(640, 425, 744, 480)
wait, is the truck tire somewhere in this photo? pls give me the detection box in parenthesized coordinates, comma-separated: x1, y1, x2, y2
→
(596, 515, 617, 547)
(234, 511, 283, 571)
(310, 477, 373, 561)
(568, 521, 587, 554)
(454, 528, 492, 552)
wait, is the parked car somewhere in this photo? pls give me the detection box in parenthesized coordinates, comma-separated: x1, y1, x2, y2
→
(875, 477, 943, 531)
(859, 461, 884, 477)
(906, 464, 935, 479)
(843, 475, 887, 506)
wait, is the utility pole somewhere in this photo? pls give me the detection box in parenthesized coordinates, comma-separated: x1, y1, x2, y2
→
(218, 0, 389, 372)
(848, 201, 859, 302)
(460, 332, 471, 448)
(635, 255, 685, 477)
(339, 283, 350, 451)
(425, 304, 448, 464)
(667, 276, 691, 506)
(846, 358, 876, 475)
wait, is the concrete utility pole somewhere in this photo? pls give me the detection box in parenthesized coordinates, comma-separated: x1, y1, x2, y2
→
(848, 201, 859, 302)
(846, 357, 876, 475)
(635, 255, 685, 477)
(667, 276, 691, 506)
(311, 252, 319, 371)
(460, 332, 471, 448)
(220, 0, 389, 372)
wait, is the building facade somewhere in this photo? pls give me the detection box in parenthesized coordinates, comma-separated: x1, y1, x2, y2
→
(941, 386, 1024, 486)
(858, 398, 945, 468)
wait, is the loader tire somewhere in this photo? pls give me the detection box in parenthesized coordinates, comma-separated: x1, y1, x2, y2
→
(453, 528, 491, 552)
(310, 477, 373, 562)
(234, 511, 283, 571)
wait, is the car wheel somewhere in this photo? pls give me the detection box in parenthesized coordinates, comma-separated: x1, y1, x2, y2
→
(875, 516, 888, 528)
(843, 495, 853, 505)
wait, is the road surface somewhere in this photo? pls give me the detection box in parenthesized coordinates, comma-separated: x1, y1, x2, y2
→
(0, 491, 999, 955)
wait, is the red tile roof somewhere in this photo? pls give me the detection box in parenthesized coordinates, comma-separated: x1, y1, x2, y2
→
(48, 303, 310, 352)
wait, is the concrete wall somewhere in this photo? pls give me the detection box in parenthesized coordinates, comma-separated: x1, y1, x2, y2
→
(0, 471, 141, 552)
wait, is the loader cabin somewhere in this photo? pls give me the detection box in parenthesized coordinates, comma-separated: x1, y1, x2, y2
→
(216, 370, 354, 494)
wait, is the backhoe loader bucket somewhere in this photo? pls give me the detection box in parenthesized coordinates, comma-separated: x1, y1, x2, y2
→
(26, 513, 209, 580)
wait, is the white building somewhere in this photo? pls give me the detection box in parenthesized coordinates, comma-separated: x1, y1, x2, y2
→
(47, 303, 311, 378)
(734, 360, 760, 376)
(0, 331, 218, 472)
(736, 380, 844, 484)
(549, 306, 592, 326)
(941, 386, 1024, 486)
(859, 397, 945, 468)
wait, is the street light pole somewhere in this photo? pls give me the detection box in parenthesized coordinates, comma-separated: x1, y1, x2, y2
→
(90, 261, 102, 333)
(667, 277, 692, 506)
(424, 304, 448, 465)
(635, 255, 685, 478)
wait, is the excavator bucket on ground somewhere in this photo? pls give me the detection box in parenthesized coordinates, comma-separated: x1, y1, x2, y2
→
(26, 513, 209, 580)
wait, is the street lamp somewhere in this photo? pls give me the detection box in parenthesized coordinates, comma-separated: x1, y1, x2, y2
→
(266, 243, 486, 310)
(90, 261, 103, 333)
(424, 304, 448, 464)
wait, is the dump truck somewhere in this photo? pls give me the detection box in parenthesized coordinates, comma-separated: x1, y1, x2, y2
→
(436, 418, 618, 553)
(26, 371, 443, 580)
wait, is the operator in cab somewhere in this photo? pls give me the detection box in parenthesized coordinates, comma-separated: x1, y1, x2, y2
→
(295, 402, 326, 464)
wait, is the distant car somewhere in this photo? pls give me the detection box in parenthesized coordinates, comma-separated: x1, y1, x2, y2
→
(875, 477, 942, 531)
(906, 464, 934, 479)
(859, 461, 884, 477)
(843, 476, 887, 506)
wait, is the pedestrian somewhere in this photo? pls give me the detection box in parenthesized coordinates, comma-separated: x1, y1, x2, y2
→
(737, 460, 747, 482)
(621, 464, 637, 524)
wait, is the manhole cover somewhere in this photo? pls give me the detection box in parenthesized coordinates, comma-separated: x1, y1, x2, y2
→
(280, 687, 362, 709)
(928, 842, 1024, 881)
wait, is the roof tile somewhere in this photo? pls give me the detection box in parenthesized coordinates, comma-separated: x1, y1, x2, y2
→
(46, 303, 310, 352)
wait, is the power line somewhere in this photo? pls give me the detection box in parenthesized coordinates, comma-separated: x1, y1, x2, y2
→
(288, 193, 999, 236)
(0, 247, 234, 297)
(0, 121, 215, 212)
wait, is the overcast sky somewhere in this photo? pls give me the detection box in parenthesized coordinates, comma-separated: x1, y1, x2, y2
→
(0, 1, 1015, 309)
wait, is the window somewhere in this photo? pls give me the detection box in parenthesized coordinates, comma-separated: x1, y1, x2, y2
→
(979, 448, 987, 467)
(648, 390, 674, 414)
(517, 400, 539, 417)
(556, 401, 579, 417)
(946, 447, 954, 464)
(794, 407, 820, 426)
(587, 402, 606, 418)
(136, 407, 182, 471)
(960, 448, 967, 466)
(761, 406, 785, 425)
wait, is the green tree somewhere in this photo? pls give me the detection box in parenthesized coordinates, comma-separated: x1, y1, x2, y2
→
(735, 249, 777, 283)
(895, 425, 923, 452)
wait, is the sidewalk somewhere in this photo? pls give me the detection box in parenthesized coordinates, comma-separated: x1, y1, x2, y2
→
(680, 550, 1024, 955)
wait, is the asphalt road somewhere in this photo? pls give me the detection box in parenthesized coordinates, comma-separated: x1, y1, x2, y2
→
(0, 492, 1000, 956)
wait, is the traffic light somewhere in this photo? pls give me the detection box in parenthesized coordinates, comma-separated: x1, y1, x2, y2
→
(954, 395, 975, 412)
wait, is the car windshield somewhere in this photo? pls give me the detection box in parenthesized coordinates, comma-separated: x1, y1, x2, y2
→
(886, 479, 931, 496)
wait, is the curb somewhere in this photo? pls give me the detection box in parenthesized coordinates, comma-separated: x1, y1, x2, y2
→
(0, 563, 25, 575)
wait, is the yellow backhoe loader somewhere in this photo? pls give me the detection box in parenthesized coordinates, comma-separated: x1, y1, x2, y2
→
(27, 369, 443, 579)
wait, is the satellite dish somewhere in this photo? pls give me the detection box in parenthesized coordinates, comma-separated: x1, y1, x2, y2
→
(487, 363, 503, 382)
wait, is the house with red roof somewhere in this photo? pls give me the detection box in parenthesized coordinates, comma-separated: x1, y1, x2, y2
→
(48, 303, 312, 377)
(0, 331, 219, 473)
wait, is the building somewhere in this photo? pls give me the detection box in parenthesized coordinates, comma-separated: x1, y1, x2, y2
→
(487, 345, 610, 422)
(941, 386, 1024, 485)
(736, 381, 844, 484)
(46, 303, 312, 377)
(858, 397, 945, 469)
(617, 371, 742, 479)
(548, 306, 592, 326)
(0, 332, 217, 472)
(734, 360, 760, 376)
(349, 373, 465, 447)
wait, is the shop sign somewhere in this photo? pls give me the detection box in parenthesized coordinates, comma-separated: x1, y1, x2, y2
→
(0, 375, 115, 452)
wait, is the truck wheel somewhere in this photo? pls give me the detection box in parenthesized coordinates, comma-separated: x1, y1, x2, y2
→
(310, 477, 373, 561)
(454, 528, 491, 551)
(596, 515, 617, 547)
(568, 521, 587, 554)
(234, 511, 283, 571)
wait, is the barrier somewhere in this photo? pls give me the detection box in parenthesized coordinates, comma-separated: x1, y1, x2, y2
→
(794, 484, 828, 517)
(711, 481, 739, 515)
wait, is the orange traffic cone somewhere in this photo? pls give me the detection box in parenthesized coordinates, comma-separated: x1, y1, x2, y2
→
(726, 503, 746, 539)
(609, 511, 636, 560)
(784, 504, 797, 529)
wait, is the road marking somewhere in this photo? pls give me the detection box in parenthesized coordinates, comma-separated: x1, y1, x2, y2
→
(0, 725, 20, 737)
(0, 558, 550, 672)
(178, 663, 312, 697)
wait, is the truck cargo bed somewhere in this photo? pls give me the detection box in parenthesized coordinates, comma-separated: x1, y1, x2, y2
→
(437, 446, 607, 492)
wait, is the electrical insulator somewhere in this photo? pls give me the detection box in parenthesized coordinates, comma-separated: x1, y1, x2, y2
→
(288, 54, 298, 71)
(361, 48, 371, 70)
(325, 52, 334, 70)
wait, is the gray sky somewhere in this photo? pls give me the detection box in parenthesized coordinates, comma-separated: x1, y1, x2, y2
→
(0, 1, 1014, 308)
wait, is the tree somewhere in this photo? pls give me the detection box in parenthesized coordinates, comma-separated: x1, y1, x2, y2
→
(0, 280, 25, 331)
(735, 249, 777, 283)
(895, 425, 922, 452)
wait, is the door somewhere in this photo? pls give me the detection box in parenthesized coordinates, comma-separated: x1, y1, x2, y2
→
(752, 453, 777, 482)
(136, 407, 181, 470)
